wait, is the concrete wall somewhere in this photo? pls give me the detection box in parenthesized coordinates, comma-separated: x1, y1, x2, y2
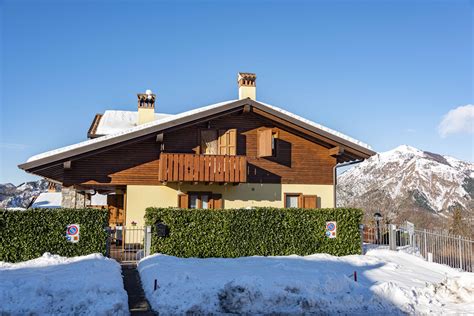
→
(125, 183, 334, 226)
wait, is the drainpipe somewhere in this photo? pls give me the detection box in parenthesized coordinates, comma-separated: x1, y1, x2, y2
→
(333, 159, 363, 207)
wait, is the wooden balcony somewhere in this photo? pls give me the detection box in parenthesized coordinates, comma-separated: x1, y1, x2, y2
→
(159, 153, 247, 183)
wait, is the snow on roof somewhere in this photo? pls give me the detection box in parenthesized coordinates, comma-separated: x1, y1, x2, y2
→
(95, 110, 173, 135)
(25, 99, 372, 164)
(31, 192, 62, 208)
(26, 100, 236, 163)
(257, 101, 372, 150)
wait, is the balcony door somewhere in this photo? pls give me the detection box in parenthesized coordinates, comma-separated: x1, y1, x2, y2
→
(200, 128, 237, 155)
(201, 129, 218, 155)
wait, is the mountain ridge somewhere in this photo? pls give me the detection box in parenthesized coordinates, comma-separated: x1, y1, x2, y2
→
(337, 145, 473, 223)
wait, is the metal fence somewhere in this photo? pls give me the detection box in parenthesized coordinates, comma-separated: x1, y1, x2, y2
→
(363, 222, 474, 272)
(106, 226, 151, 263)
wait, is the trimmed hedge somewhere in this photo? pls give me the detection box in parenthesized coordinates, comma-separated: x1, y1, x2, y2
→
(145, 207, 363, 257)
(0, 208, 108, 262)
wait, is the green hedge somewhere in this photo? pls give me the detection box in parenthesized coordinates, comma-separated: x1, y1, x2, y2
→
(145, 207, 363, 257)
(0, 208, 109, 262)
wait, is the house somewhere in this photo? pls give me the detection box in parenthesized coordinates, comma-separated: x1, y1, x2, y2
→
(19, 73, 375, 226)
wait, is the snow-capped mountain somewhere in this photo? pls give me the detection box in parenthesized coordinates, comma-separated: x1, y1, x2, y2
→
(337, 145, 473, 219)
(0, 179, 49, 209)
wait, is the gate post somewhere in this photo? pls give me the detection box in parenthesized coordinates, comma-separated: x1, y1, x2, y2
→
(458, 236, 463, 270)
(144, 226, 152, 257)
(105, 227, 111, 257)
(389, 224, 397, 251)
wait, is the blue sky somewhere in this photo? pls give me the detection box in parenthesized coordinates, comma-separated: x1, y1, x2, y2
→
(1, 0, 472, 185)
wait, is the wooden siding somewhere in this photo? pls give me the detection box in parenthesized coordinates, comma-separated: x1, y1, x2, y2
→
(63, 136, 161, 186)
(60, 111, 337, 186)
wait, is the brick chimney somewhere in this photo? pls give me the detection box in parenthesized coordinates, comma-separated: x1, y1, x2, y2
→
(238, 72, 256, 100)
(137, 89, 156, 125)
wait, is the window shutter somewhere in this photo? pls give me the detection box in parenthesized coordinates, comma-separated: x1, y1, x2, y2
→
(302, 195, 317, 209)
(218, 130, 228, 155)
(228, 129, 237, 155)
(218, 129, 237, 156)
(257, 128, 272, 157)
(178, 194, 189, 208)
(211, 194, 223, 209)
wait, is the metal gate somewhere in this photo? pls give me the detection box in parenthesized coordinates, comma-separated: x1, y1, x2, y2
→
(107, 226, 151, 263)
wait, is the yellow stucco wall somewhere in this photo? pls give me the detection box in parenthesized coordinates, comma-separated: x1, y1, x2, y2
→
(125, 183, 334, 226)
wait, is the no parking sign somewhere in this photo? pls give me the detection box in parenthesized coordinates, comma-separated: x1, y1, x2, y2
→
(325, 221, 337, 238)
(66, 224, 80, 243)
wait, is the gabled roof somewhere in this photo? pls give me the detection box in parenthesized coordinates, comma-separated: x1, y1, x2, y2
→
(19, 99, 375, 171)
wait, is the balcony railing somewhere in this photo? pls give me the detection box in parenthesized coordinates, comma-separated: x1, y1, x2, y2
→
(158, 153, 247, 183)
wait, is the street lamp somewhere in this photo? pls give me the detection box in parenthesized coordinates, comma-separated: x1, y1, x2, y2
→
(374, 212, 383, 244)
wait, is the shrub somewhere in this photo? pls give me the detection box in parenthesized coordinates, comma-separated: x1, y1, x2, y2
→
(0, 208, 108, 262)
(145, 207, 363, 257)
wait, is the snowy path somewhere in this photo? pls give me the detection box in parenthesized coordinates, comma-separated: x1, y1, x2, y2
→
(138, 248, 474, 315)
(0, 253, 129, 315)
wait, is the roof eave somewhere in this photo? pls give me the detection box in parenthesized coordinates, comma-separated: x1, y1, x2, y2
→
(18, 98, 375, 172)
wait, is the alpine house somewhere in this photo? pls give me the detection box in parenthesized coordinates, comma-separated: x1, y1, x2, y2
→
(19, 73, 375, 226)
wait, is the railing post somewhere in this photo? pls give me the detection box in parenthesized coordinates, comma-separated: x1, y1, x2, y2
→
(423, 229, 427, 259)
(389, 224, 397, 251)
(144, 226, 152, 257)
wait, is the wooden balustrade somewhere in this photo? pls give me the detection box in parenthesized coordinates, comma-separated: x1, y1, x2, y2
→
(158, 153, 247, 183)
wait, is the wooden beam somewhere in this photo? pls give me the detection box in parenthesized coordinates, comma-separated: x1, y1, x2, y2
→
(63, 161, 72, 169)
(329, 146, 344, 157)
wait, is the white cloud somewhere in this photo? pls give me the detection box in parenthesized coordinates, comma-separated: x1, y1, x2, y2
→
(438, 104, 474, 138)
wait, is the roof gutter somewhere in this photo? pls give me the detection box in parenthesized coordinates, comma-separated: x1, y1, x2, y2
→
(333, 159, 363, 207)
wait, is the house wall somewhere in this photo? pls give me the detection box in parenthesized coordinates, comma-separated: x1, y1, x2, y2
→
(64, 111, 337, 187)
(125, 183, 334, 226)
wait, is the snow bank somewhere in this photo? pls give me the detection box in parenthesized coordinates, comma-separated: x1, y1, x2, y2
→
(0, 253, 129, 315)
(31, 192, 62, 208)
(139, 249, 473, 315)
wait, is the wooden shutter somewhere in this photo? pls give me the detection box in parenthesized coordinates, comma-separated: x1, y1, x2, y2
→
(178, 194, 189, 208)
(302, 195, 317, 209)
(218, 129, 237, 155)
(211, 194, 223, 209)
(257, 128, 272, 157)
(218, 130, 228, 155)
(201, 129, 218, 155)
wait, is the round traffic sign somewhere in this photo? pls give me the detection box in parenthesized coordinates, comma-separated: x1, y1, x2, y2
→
(326, 222, 336, 231)
(67, 225, 78, 235)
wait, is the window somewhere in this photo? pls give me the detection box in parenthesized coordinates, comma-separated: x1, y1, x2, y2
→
(179, 192, 221, 209)
(285, 194, 300, 208)
(284, 193, 318, 208)
(271, 132, 278, 157)
(200, 129, 237, 155)
(189, 194, 198, 209)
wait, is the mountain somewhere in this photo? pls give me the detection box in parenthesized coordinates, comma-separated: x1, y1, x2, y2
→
(337, 145, 473, 224)
(0, 179, 49, 209)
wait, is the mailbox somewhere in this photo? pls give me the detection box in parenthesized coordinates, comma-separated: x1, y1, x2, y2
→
(155, 222, 169, 237)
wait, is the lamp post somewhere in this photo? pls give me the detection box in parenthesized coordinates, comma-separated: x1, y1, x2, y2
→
(374, 212, 383, 244)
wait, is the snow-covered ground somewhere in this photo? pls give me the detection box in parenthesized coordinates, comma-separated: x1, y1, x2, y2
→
(0, 253, 129, 315)
(139, 248, 474, 315)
